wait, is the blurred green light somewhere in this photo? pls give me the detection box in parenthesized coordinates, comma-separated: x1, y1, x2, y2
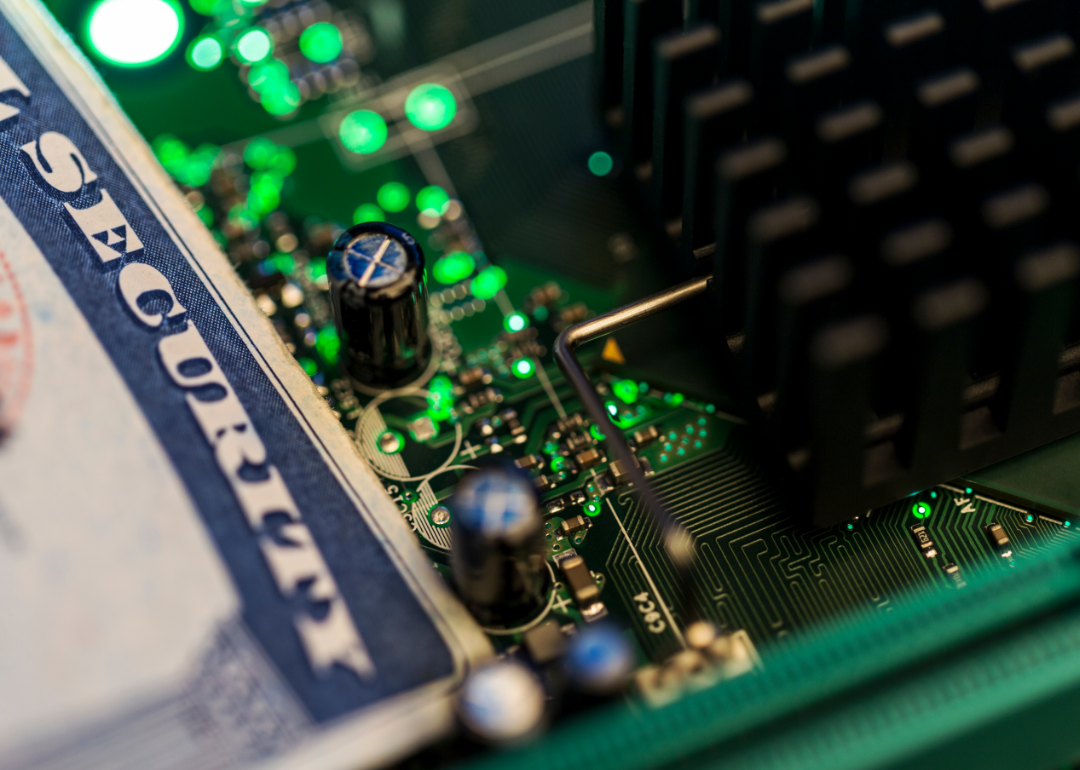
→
(404, 83, 457, 131)
(269, 146, 296, 175)
(248, 59, 289, 93)
(339, 110, 387, 154)
(316, 326, 340, 363)
(512, 358, 535, 379)
(585, 503, 599, 516)
(377, 181, 410, 212)
(353, 203, 385, 224)
(427, 374, 454, 420)
(87, 0, 184, 67)
(244, 137, 277, 169)
(188, 0, 220, 14)
(613, 379, 638, 404)
(416, 185, 450, 216)
(912, 502, 930, 519)
(298, 357, 318, 376)
(187, 36, 223, 70)
(470, 265, 506, 300)
(261, 82, 301, 116)
(299, 22, 342, 63)
(504, 312, 528, 333)
(264, 252, 295, 274)
(307, 258, 327, 283)
(588, 151, 613, 176)
(432, 251, 475, 284)
(589, 424, 605, 441)
(235, 28, 273, 64)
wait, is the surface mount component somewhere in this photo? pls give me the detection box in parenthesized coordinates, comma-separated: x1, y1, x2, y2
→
(328, 222, 431, 388)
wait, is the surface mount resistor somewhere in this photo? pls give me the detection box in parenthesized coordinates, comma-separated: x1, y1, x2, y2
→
(910, 524, 938, 559)
(557, 554, 602, 612)
(985, 522, 1013, 558)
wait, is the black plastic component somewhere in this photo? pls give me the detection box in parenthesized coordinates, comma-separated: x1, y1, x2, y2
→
(595, 0, 1080, 525)
(328, 222, 430, 388)
(450, 467, 549, 627)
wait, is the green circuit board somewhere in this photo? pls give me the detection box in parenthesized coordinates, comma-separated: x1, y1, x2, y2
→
(35, 0, 1080, 765)
(135, 134, 1080, 674)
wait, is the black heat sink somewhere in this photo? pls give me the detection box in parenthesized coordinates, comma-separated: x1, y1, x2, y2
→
(595, 0, 1080, 524)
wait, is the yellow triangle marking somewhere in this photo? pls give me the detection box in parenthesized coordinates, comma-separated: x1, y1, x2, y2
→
(602, 336, 625, 365)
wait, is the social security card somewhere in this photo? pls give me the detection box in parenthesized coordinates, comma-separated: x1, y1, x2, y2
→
(0, 1, 489, 768)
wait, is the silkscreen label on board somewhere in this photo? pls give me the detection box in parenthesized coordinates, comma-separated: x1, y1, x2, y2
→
(0, 4, 482, 768)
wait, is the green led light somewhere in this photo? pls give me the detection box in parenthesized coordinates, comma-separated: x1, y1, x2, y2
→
(316, 326, 340, 363)
(533, 306, 549, 321)
(613, 379, 638, 404)
(353, 203, 385, 224)
(550, 456, 566, 472)
(299, 22, 342, 64)
(235, 28, 273, 64)
(153, 134, 186, 172)
(706, 403, 716, 413)
(433, 251, 476, 285)
(585, 503, 599, 517)
(261, 82, 302, 115)
(307, 258, 327, 283)
(470, 265, 507, 300)
(588, 151, 613, 176)
(339, 110, 387, 154)
(429, 374, 453, 397)
(504, 312, 528, 333)
(512, 358, 535, 378)
(1067, 521, 1073, 528)
(404, 83, 457, 131)
(1026, 514, 1035, 523)
(659, 453, 668, 463)
(247, 59, 289, 94)
(426, 374, 454, 420)
(264, 252, 295, 274)
(189, 0, 220, 14)
(590, 424, 605, 441)
(606, 402, 618, 417)
(298, 357, 317, 376)
(377, 182, 410, 213)
(699, 429, 707, 438)
(416, 185, 450, 216)
(930, 491, 938, 498)
(244, 138, 274, 169)
(270, 147, 296, 175)
(912, 502, 930, 519)
(187, 35, 223, 70)
(87, 0, 184, 67)
(965, 487, 973, 494)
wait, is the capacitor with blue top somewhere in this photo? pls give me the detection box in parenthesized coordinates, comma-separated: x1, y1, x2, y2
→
(328, 221, 431, 388)
(450, 466, 548, 626)
(563, 623, 635, 695)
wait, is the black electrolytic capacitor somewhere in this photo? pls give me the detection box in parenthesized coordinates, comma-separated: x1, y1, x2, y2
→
(328, 222, 431, 388)
(450, 467, 548, 627)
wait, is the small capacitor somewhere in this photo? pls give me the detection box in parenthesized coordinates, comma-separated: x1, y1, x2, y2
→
(328, 222, 431, 388)
(450, 466, 548, 626)
(563, 624, 635, 695)
(456, 661, 547, 744)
